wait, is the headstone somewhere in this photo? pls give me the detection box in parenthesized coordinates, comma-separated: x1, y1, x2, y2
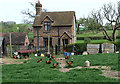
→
(102, 43, 114, 53)
(87, 44, 100, 54)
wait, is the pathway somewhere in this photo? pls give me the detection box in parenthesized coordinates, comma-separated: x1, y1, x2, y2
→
(55, 58, 120, 79)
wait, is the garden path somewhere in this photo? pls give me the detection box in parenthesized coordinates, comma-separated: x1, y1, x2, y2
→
(0, 57, 29, 65)
(55, 58, 120, 79)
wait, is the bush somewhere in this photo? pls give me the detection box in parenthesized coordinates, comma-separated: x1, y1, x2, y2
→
(66, 43, 87, 54)
(84, 37, 91, 43)
(66, 41, 120, 55)
(114, 42, 120, 51)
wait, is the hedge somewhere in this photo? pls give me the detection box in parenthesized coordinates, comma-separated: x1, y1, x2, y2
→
(77, 36, 120, 40)
(66, 43, 87, 54)
(66, 42, 120, 54)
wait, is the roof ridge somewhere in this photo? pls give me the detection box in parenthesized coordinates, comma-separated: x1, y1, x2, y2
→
(42, 11, 75, 13)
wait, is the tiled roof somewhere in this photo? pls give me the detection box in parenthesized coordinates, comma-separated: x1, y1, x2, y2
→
(4, 32, 27, 45)
(33, 11, 75, 27)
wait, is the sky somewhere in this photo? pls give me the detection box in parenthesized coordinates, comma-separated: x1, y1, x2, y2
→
(0, 0, 119, 24)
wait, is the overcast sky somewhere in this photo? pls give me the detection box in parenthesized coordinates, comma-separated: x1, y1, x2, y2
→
(0, 0, 119, 24)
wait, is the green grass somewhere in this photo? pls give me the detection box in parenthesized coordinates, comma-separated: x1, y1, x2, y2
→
(2, 53, 119, 82)
(77, 30, 120, 37)
(70, 53, 119, 71)
(77, 39, 120, 43)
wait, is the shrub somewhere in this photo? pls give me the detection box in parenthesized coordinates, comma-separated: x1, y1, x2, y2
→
(84, 37, 91, 43)
(114, 42, 120, 51)
(66, 41, 120, 54)
(66, 43, 87, 54)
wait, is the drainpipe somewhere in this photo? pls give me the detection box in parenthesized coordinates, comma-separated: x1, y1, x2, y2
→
(37, 28, 39, 51)
(58, 27, 60, 51)
(48, 35, 50, 53)
(58, 27, 60, 46)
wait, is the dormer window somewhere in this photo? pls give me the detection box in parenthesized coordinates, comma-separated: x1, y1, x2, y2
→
(44, 22, 50, 31)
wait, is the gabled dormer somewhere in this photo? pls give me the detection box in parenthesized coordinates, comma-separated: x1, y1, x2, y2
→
(41, 15, 54, 31)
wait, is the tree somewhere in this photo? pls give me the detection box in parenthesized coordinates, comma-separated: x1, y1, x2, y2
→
(76, 18, 88, 33)
(90, 2, 120, 41)
(76, 19, 81, 34)
(1, 22, 31, 33)
(21, 2, 47, 24)
(118, 1, 120, 22)
(77, 17, 101, 33)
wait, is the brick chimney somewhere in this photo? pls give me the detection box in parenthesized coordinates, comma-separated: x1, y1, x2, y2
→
(36, 0, 42, 16)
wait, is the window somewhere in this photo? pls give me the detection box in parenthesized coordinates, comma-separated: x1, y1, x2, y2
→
(43, 38, 52, 47)
(44, 22, 50, 31)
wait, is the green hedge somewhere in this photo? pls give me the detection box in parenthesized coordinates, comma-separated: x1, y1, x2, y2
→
(66, 41, 120, 54)
(66, 43, 87, 54)
(77, 36, 120, 40)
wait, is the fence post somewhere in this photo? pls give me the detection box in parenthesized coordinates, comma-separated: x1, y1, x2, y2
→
(55, 45, 57, 55)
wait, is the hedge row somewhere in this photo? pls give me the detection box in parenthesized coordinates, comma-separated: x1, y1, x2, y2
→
(66, 43, 87, 54)
(66, 42, 120, 54)
(77, 36, 120, 40)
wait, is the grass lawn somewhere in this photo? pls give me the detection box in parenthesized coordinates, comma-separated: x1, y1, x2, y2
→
(77, 30, 120, 37)
(77, 39, 120, 43)
(2, 53, 119, 82)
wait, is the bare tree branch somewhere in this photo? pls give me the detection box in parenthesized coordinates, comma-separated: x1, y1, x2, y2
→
(90, 2, 120, 41)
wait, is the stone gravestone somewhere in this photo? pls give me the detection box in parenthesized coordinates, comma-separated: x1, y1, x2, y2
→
(87, 44, 100, 54)
(102, 43, 114, 53)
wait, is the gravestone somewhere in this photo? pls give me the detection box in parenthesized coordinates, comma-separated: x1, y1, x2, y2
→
(102, 43, 114, 53)
(87, 44, 100, 54)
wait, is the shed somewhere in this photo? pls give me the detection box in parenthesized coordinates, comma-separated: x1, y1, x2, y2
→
(4, 32, 30, 55)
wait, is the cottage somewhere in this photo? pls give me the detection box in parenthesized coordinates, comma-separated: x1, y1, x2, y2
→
(33, 1, 76, 50)
(4, 32, 30, 53)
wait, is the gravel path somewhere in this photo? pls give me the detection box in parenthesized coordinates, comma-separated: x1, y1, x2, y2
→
(0, 57, 27, 65)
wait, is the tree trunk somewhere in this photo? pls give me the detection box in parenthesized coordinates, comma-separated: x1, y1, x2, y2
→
(102, 27, 112, 41)
(112, 28, 117, 41)
(77, 24, 80, 34)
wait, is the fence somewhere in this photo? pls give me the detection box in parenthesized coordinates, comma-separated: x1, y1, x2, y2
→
(34, 45, 67, 55)
(6, 45, 29, 56)
(34, 46, 54, 53)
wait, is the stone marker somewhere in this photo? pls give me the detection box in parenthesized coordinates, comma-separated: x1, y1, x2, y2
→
(87, 44, 100, 54)
(85, 60, 90, 67)
(102, 43, 114, 53)
(82, 51, 88, 55)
